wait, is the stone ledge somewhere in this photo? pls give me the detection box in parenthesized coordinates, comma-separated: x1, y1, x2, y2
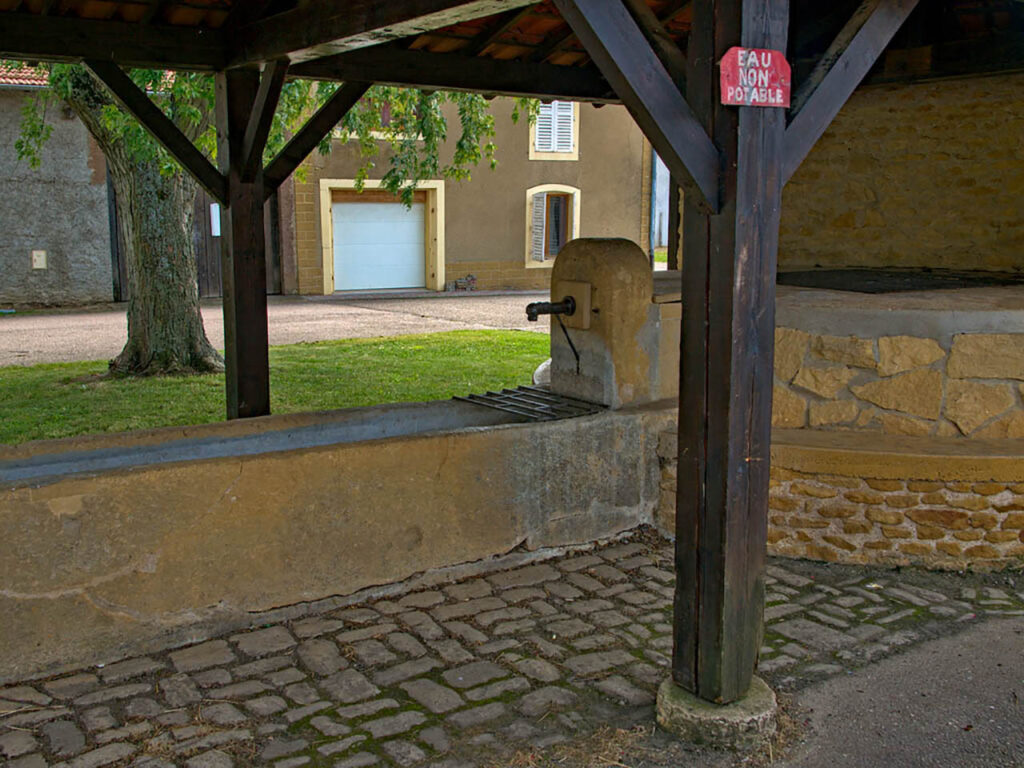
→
(772, 429, 1024, 482)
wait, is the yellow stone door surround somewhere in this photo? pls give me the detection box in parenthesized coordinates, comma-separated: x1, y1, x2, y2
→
(319, 178, 446, 293)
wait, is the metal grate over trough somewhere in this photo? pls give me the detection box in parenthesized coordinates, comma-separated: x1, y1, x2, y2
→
(453, 386, 605, 422)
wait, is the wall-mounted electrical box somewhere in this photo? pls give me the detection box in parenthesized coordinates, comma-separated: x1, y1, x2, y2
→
(31, 250, 47, 270)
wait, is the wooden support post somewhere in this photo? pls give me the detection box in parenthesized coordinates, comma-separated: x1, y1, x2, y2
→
(782, 0, 918, 184)
(216, 69, 270, 419)
(673, 0, 788, 704)
(84, 60, 227, 203)
(262, 81, 371, 200)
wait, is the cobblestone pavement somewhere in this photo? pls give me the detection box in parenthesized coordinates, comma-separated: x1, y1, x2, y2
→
(2, 531, 1022, 768)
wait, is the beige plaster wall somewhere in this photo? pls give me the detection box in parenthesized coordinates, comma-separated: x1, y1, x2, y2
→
(0, 404, 671, 683)
(780, 72, 1024, 272)
(291, 99, 647, 294)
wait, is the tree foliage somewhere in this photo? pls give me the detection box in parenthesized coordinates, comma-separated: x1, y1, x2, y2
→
(8, 60, 536, 378)
(14, 63, 537, 207)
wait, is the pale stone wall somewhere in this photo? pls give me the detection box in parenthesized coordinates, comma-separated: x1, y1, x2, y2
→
(780, 72, 1024, 272)
(0, 89, 113, 305)
(772, 330, 1024, 438)
(655, 427, 1024, 571)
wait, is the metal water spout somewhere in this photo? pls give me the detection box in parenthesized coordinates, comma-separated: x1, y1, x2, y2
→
(525, 296, 576, 322)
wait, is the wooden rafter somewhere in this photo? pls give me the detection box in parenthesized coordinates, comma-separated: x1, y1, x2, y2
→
(552, 0, 720, 210)
(622, 0, 688, 87)
(462, 6, 534, 56)
(290, 44, 612, 103)
(242, 59, 289, 182)
(223, 0, 276, 31)
(529, 27, 577, 63)
(530, 1, 690, 66)
(0, 13, 226, 69)
(229, 0, 537, 66)
(783, 0, 920, 184)
(660, 0, 693, 24)
(141, 0, 170, 24)
(790, 0, 883, 113)
(262, 81, 371, 200)
(83, 59, 227, 203)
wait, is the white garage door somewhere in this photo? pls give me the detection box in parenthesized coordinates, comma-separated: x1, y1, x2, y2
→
(332, 201, 425, 291)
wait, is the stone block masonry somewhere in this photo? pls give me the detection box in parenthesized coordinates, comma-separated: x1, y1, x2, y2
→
(0, 90, 113, 306)
(656, 426, 1024, 570)
(772, 329, 1024, 439)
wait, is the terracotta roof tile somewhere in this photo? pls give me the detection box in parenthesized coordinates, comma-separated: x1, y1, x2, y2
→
(0, 63, 48, 88)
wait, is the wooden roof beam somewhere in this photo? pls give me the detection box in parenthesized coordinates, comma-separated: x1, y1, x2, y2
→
(229, 0, 537, 66)
(141, 0, 171, 24)
(83, 60, 227, 202)
(223, 0, 277, 31)
(462, 6, 535, 56)
(551, 0, 720, 211)
(783, 0, 920, 184)
(241, 59, 288, 182)
(0, 13, 227, 69)
(263, 80, 371, 200)
(289, 44, 614, 103)
(621, 0, 688, 88)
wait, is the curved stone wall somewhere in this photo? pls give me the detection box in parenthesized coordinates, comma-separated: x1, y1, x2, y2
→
(772, 286, 1024, 438)
(655, 426, 1024, 571)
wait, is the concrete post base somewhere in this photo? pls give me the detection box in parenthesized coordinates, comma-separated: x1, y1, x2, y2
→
(656, 676, 778, 751)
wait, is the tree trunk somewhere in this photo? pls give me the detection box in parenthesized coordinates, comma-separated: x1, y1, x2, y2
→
(63, 67, 223, 376)
(107, 155, 223, 375)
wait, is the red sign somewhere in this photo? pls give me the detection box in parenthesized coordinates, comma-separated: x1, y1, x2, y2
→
(720, 47, 791, 108)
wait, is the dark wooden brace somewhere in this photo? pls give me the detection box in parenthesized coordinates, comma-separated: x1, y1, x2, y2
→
(84, 61, 371, 420)
(557, 0, 917, 703)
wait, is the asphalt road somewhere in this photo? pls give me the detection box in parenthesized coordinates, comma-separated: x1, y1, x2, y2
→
(0, 293, 548, 366)
(779, 615, 1024, 768)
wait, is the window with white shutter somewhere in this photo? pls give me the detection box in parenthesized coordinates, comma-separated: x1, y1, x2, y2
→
(530, 192, 547, 262)
(524, 185, 581, 267)
(530, 101, 579, 160)
(552, 102, 574, 152)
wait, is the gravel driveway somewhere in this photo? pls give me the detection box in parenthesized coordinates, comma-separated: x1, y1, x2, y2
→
(0, 293, 548, 366)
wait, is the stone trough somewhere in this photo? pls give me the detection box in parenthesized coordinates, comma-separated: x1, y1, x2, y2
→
(0, 394, 672, 683)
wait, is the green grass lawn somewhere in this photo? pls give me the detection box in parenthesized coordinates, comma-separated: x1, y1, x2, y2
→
(654, 247, 668, 264)
(0, 330, 550, 446)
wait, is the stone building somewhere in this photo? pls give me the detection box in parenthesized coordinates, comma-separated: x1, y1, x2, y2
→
(0, 65, 113, 306)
